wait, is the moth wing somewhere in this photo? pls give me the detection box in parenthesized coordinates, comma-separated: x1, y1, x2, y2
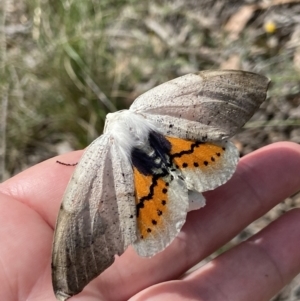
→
(52, 134, 136, 301)
(132, 169, 189, 257)
(166, 136, 239, 198)
(187, 190, 206, 212)
(130, 70, 270, 141)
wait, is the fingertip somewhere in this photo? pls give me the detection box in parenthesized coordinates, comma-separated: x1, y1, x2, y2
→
(237, 142, 300, 205)
(242, 141, 300, 163)
(0, 150, 84, 228)
(250, 208, 300, 282)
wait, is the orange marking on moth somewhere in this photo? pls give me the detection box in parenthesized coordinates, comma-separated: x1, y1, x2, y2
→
(166, 136, 225, 169)
(133, 167, 153, 200)
(133, 168, 168, 239)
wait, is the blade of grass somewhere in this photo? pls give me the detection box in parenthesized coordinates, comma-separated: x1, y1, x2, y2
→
(0, 0, 7, 182)
(63, 43, 117, 112)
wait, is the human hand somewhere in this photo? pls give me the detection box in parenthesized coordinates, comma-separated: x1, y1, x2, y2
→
(0, 142, 300, 301)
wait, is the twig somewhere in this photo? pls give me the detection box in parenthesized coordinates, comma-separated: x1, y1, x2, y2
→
(0, 0, 6, 70)
(0, 0, 7, 182)
(0, 86, 8, 182)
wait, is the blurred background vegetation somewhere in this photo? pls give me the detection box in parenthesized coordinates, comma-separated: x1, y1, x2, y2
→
(1, 0, 300, 298)
(1, 0, 300, 180)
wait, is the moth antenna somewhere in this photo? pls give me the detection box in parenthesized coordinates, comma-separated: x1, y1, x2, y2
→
(56, 160, 78, 166)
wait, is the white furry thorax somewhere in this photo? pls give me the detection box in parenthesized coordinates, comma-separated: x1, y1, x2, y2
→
(104, 110, 155, 156)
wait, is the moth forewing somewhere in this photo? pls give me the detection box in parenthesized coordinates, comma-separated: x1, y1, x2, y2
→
(110, 142, 137, 247)
(130, 70, 270, 141)
(52, 134, 126, 300)
(195, 70, 270, 137)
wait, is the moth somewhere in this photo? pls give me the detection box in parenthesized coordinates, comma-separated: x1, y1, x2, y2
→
(52, 70, 270, 300)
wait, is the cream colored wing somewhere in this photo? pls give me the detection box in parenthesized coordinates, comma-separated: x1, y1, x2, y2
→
(130, 70, 270, 141)
(52, 134, 136, 301)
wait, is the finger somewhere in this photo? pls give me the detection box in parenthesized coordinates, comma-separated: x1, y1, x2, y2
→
(0, 192, 54, 301)
(0, 190, 104, 301)
(0, 150, 83, 227)
(129, 209, 300, 301)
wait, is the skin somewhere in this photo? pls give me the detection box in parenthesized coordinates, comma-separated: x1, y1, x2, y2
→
(0, 141, 300, 301)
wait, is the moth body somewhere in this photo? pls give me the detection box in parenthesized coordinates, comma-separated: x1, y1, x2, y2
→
(104, 110, 155, 157)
